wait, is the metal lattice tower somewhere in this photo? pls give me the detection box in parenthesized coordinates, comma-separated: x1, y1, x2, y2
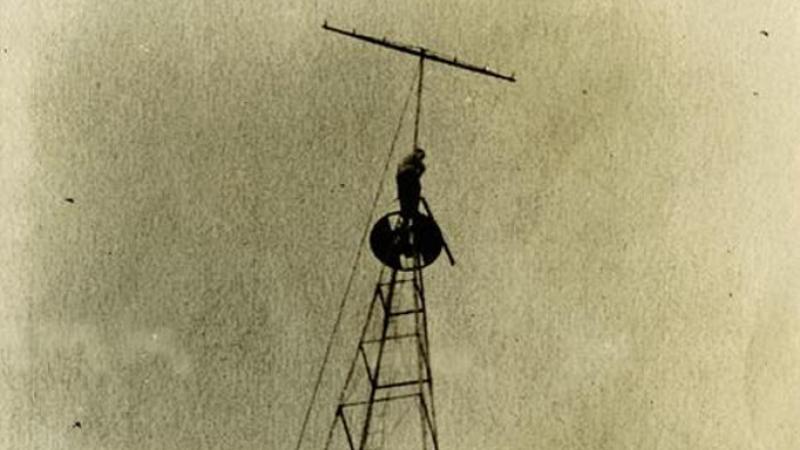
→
(331, 258, 438, 449)
(325, 199, 451, 450)
(318, 22, 515, 450)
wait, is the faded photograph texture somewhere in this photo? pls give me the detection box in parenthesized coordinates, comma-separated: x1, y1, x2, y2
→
(1, 0, 799, 449)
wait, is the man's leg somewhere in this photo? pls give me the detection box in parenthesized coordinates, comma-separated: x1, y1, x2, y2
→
(396, 174, 422, 258)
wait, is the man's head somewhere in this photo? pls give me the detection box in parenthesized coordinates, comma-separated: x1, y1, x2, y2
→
(414, 147, 426, 160)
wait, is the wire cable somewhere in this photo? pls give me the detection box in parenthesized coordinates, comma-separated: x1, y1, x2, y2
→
(295, 68, 419, 450)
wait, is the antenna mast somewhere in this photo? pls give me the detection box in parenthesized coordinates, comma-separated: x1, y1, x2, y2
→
(313, 22, 515, 450)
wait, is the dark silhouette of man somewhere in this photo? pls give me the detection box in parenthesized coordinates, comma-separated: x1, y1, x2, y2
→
(396, 147, 426, 220)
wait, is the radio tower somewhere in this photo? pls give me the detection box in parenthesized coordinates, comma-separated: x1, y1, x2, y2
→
(318, 22, 515, 450)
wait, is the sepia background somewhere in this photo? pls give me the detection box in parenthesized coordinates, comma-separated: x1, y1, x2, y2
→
(2, 0, 799, 448)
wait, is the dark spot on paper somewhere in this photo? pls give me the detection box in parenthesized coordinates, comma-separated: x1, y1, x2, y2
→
(752, 91, 759, 96)
(729, 292, 733, 298)
(339, 183, 346, 188)
(2, 48, 6, 54)
(95, 81, 101, 89)
(760, 30, 769, 37)
(65, 197, 75, 204)
(72, 421, 82, 429)
(581, 89, 588, 95)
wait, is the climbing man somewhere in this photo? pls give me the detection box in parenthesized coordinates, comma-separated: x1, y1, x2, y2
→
(396, 147, 426, 221)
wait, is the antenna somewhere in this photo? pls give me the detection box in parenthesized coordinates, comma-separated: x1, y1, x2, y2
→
(322, 22, 516, 82)
(322, 21, 516, 149)
(303, 22, 516, 450)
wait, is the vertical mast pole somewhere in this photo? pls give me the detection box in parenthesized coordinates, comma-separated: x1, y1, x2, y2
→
(413, 53, 426, 150)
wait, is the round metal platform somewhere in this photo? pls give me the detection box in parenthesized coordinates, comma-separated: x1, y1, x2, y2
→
(369, 211, 444, 271)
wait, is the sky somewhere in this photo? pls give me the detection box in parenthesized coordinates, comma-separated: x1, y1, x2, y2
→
(2, 0, 800, 449)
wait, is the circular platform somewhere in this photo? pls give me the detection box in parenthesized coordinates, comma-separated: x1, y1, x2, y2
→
(369, 211, 444, 271)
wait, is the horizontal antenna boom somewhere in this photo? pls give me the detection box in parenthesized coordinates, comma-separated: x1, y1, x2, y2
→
(322, 22, 516, 83)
